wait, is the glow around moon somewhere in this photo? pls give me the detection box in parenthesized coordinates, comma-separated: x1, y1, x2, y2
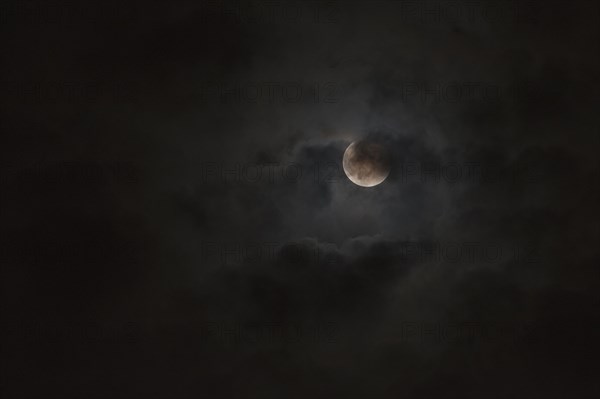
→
(342, 141, 391, 187)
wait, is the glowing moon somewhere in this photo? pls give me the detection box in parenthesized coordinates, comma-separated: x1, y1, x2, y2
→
(343, 141, 391, 187)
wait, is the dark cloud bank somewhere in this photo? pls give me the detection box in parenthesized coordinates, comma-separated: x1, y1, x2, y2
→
(1, 1, 599, 398)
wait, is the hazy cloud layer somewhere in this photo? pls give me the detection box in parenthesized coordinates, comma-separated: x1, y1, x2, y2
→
(2, 1, 599, 398)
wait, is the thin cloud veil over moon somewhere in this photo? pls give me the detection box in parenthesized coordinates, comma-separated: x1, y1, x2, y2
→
(343, 141, 391, 187)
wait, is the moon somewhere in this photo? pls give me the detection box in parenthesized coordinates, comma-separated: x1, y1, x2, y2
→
(343, 141, 391, 187)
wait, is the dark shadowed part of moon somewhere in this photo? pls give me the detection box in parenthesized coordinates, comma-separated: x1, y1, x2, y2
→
(343, 141, 391, 187)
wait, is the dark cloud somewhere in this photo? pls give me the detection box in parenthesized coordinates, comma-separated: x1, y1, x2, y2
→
(1, 0, 599, 398)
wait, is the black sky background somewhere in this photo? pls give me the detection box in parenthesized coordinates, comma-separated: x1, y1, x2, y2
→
(1, 1, 600, 398)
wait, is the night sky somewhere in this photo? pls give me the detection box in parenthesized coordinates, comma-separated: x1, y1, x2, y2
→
(2, 1, 600, 398)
